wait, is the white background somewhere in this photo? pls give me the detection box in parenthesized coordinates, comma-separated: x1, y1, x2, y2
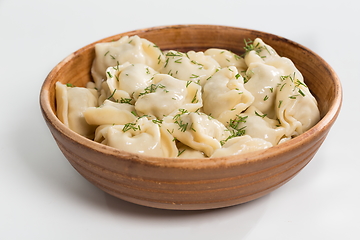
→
(0, 0, 358, 239)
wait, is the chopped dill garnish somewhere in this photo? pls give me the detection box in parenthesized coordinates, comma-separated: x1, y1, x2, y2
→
(255, 111, 267, 118)
(122, 122, 140, 132)
(221, 115, 248, 145)
(138, 84, 166, 96)
(119, 98, 132, 104)
(278, 100, 283, 108)
(107, 89, 116, 99)
(177, 149, 186, 157)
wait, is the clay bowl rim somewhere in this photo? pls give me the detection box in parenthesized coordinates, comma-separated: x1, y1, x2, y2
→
(40, 24, 342, 169)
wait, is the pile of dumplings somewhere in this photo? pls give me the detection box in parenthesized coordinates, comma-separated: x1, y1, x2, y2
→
(55, 35, 320, 158)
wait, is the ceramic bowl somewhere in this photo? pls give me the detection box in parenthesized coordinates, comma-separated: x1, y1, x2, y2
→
(40, 25, 342, 210)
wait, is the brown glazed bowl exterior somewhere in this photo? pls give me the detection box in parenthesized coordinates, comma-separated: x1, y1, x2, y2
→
(40, 25, 342, 210)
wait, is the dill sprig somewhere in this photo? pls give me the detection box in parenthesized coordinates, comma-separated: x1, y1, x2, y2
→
(107, 89, 116, 99)
(173, 109, 189, 132)
(177, 149, 186, 157)
(242, 39, 266, 58)
(138, 84, 167, 96)
(221, 115, 248, 145)
(255, 111, 267, 118)
(122, 122, 141, 132)
(119, 98, 132, 104)
(280, 72, 307, 99)
(166, 51, 183, 57)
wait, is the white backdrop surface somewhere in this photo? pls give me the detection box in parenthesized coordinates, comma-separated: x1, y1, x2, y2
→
(0, 0, 357, 239)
